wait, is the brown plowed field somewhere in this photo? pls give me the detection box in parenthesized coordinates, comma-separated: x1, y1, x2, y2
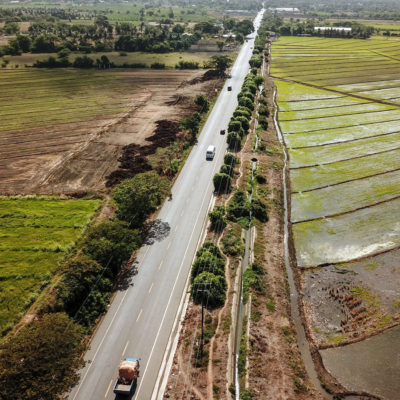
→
(0, 69, 219, 195)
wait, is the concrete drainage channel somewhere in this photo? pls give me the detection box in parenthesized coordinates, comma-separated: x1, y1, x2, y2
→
(234, 158, 258, 400)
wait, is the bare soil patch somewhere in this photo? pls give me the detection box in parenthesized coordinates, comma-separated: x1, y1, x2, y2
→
(0, 69, 222, 195)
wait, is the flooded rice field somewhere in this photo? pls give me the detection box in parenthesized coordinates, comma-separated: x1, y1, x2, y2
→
(291, 169, 400, 222)
(273, 36, 400, 398)
(293, 197, 400, 266)
(321, 326, 400, 399)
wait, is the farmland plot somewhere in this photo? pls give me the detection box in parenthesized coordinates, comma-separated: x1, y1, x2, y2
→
(0, 68, 219, 194)
(0, 197, 100, 336)
(272, 35, 400, 397)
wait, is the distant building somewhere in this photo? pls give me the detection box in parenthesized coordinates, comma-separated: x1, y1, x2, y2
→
(269, 7, 300, 13)
(314, 26, 352, 32)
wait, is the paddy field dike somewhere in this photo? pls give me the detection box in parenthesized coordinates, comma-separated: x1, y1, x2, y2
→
(271, 36, 400, 399)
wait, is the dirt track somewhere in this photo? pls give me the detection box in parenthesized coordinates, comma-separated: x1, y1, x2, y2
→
(0, 69, 221, 195)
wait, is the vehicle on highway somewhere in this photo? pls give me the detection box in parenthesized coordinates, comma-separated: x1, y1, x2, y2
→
(227, 74, 232, 78)
(206, 145, 216, 160)
(113, 358, 139, 396)
(220, 129, 226, 135)
(227, 86, 232, 91)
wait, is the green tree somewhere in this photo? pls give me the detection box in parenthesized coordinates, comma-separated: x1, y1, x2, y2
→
(181, 115, 200, 142)
(209, 206, 227, 232)
(4, 21, 19, 35)
(15, 34, 31, 52)
(234, 116, 250, 131)
(57, 253, 112, 325)
(31, 34, 57, 53)
(238, 96, 254, 111)
(114, 171, 170, 227)
(217, 40, 224, 51)
(220, 164, 234, 178)
(224, 153, 238, 166)
(192, 271, 227, 309)
(197, 241, 223, 259)
(213, 172, 232, 194)
(227, 131, 242, 151)
(192, 250, 225, 279)
(172, 24, 185, 34)
(254, 75, 264, 86)
(194, 94, 210, 113)
(210, 54, 232, 75)
(73, 55, 94, 68)
(0, 313, 85, 400)
(83, 220, 140, 275)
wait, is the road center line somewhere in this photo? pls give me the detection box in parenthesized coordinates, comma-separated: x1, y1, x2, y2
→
(104, 379, 112, 398)
(136, 309, 143, 322)
(122, 340, 129, 357)
(148, 282, 154, 294)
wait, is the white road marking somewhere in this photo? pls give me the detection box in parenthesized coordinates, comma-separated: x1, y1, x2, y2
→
(104, 379, 113, 398)
(122, 340, 129, 357)
(158, 260, 163, 270)
(180, 210, 184, 217)
(136, 309, 143, 322)
(148, 282, 154, 294)
(174, 225, 178, 233)
(167, 241, 172, 249)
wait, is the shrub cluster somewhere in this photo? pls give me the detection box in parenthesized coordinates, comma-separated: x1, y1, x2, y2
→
(191, 242, 227, 309)
(243, 262, 265, 304)
(175, 60, 199, 69)
(227, 190, 268, 227)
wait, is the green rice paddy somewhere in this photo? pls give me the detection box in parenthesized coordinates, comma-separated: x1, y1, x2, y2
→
(273, 36, 400, 267)
(0, 197, 100, 336)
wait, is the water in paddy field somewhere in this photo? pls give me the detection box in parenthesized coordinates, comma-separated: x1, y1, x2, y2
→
(320, 326, 400, 400)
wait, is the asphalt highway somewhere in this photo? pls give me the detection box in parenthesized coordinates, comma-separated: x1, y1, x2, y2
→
(68, 10, 264, 400)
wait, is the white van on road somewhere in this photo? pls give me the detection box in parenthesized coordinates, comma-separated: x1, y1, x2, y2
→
(206, 145, 216, 160)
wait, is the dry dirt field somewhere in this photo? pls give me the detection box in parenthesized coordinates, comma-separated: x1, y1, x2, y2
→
(0, 69, 221, 195)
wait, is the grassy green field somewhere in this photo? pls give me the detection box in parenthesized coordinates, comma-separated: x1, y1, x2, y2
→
(0, 68, 134, 132)
(0, 197, 100, 336)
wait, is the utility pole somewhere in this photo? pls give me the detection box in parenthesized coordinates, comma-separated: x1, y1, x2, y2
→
(193, 282, 211, 356)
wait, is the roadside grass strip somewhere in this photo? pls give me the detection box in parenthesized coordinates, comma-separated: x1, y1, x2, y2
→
(0, 197, 100, 336)
(291, 169, 400, 222)
(290, 147, 400, 193)
(289, 130, 400, 168)
(293, 197, 400, 267)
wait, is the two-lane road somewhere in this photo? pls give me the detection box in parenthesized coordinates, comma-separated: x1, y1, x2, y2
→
(68, 10, 264, 400)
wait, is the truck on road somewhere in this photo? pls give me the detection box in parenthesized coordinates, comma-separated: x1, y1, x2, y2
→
(113, 358, 140, 396)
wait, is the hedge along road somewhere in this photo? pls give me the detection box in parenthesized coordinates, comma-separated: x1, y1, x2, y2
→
(68, 10, 265, 400)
